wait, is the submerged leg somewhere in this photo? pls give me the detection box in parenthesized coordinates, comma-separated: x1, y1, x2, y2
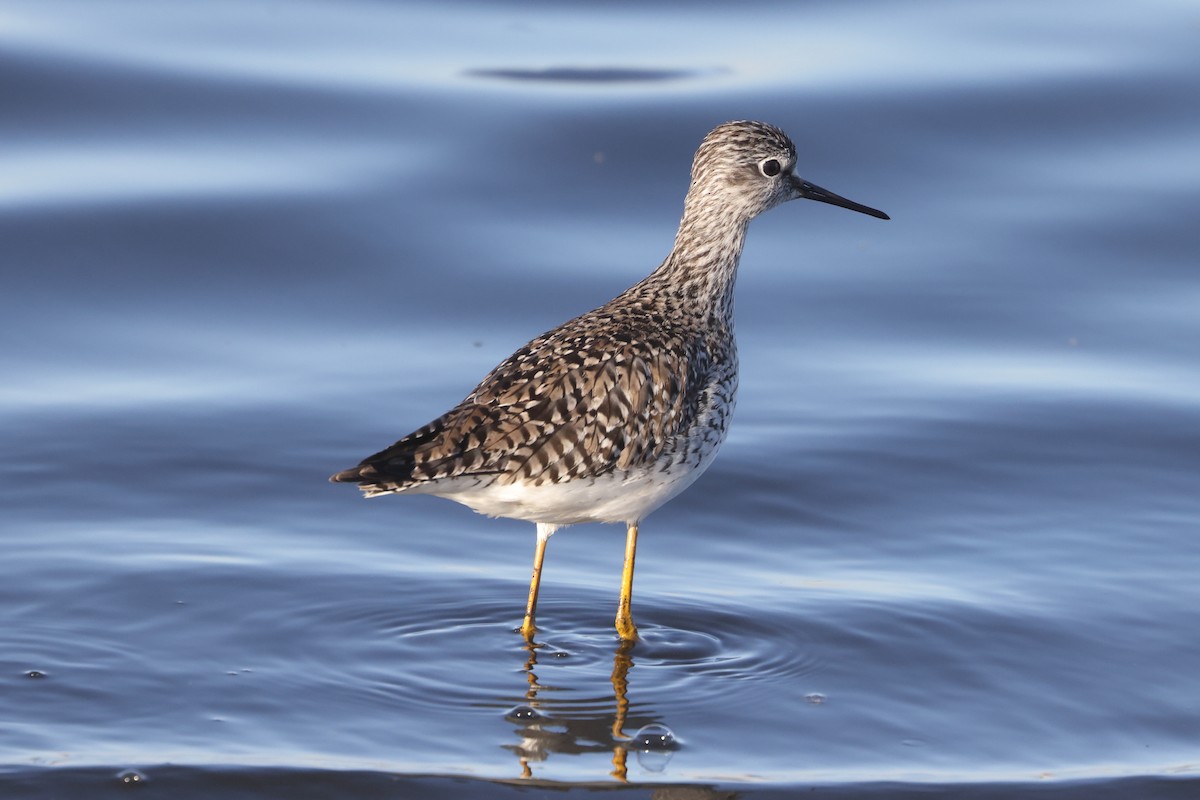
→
(521, 524, 556, 641)
(615, 522, 639, 641)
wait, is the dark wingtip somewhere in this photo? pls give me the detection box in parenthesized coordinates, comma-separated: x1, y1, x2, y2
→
(329, 467, 364, 483)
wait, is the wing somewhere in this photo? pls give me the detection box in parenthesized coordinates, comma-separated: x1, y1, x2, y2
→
(330, 323, 708, 495)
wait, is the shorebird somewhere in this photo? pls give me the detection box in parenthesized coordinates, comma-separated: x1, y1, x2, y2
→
(331, 120, 888, 642)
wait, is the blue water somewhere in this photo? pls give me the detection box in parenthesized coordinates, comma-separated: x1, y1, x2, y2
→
(3, 0, 1200, 796)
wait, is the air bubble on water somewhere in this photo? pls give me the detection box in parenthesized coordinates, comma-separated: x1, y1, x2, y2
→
(805, 692, 827, 705)
(116, 769, 147, 787)
(630, 723, 677, 772)
(25, 670, 47, 679)
(505, 704, 543, 722)
(631, 723, 677, 751)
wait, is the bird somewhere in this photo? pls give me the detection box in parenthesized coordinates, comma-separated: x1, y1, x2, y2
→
(331, 120, 888, 642)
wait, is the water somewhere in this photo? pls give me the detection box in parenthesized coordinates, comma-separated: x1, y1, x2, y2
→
(3, 0, 1199, 796)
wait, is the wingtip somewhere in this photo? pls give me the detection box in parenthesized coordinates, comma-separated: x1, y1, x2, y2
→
(329, 467, 361, 484)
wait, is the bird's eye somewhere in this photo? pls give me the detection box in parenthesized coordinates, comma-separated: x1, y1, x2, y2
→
(760, 158, 782, 177)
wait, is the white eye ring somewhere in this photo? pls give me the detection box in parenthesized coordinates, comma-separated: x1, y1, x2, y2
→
(760, 158, 782, 177)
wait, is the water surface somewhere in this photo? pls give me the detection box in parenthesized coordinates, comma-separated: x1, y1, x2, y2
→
(3, 0, 1199, 796)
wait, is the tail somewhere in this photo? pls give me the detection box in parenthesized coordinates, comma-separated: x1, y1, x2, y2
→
(329, 414, 453, 497)
(329, 463, 404, 497)
(329, 463, 381, 484)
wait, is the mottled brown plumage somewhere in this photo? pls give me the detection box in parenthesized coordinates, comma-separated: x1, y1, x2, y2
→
(331, 292, 714, 495)
(331, 120, 888, 640)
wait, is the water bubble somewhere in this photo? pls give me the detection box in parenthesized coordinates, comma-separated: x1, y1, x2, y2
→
(631, 723, 677, 751)
(116, 769, 147, 786)
(505, 705, 543, 722)
(804, 692, 827, 705)
(630, 723, 677, 772)
(24, 670, 47, 679)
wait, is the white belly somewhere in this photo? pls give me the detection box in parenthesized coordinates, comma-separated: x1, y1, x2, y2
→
(405, 447, 720, 527)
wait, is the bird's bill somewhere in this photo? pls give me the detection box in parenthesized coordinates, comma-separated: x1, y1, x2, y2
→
(793, 177, 890, 220)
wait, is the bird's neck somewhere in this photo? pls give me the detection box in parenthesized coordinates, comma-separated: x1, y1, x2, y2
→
(647, 200, 749, 321)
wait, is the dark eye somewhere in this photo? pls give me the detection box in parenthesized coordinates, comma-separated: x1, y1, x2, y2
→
(760, 158, 782, 177)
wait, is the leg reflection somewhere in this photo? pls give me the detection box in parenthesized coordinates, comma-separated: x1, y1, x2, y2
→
(609, 638, 635, 781)
(503, 627, 674, 780)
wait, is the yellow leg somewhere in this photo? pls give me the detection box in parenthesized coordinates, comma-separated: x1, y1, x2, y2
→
(520, 530, 550, 641)
(615, 523, 639, 641)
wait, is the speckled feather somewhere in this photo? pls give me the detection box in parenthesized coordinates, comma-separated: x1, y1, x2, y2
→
(338, 294, 725, 490)
(330, 121, 879, 524)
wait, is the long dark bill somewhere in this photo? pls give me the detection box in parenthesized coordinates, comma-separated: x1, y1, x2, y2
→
(794, 177, 890, 220)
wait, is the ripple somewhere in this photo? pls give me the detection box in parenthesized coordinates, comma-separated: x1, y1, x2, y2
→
(0, 141, 391, 211)
(464, 67, 712, 85)
(245, 577, 817, 759)
(629, 597, 827, 690)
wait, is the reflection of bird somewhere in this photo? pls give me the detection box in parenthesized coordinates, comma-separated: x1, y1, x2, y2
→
(503, 639, 646, 781)
(331, 120, 888, 641)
